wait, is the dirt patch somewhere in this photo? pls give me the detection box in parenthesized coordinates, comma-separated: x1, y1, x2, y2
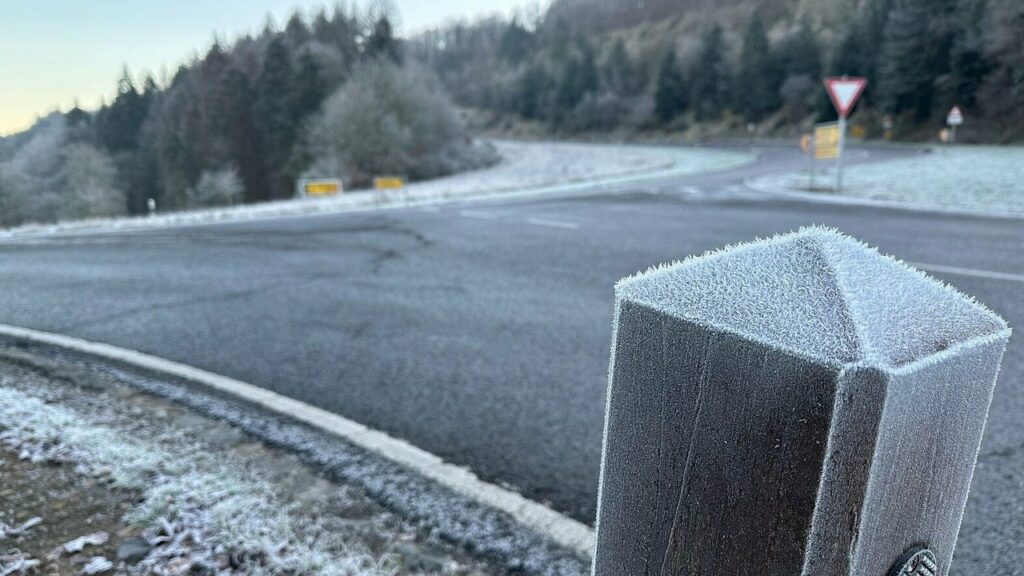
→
(1, 450, 132, 574)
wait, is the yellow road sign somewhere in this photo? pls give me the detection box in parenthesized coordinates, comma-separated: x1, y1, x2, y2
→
(303, 180, 342, 196)
(814, 123, 840, 160)
(374, 176, 405, 190)
(850, 124, 866, 139)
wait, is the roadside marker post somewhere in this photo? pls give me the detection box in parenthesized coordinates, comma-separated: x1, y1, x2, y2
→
(824, 76, 867, 192)
(946, 106, 964, 144)
(800, 133, 814, 189)
(592, 228, 1010, 576)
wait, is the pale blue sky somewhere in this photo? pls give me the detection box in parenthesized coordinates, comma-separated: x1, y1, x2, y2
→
(0, 0, 532, 135)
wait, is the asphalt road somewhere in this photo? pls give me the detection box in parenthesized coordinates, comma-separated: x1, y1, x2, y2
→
(0, 145, 1021, 570)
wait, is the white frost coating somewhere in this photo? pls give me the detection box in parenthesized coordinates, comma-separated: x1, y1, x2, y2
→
(0, 323, 596, 558)
(0, 385, 392, 576)
(0, 141, 753, 240)
(616, 227, 1008, 370)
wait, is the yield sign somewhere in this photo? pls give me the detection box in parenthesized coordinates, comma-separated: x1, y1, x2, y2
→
(824, 77, 868, 118)
(947, 106, 964, 126)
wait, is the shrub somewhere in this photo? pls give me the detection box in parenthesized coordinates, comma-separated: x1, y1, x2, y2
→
(306, 61, 497, 187)
(61, 143, 127, 219)
(187, 167, 244, 207)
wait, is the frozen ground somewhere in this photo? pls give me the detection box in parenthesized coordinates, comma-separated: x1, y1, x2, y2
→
(0, 350, 498, 575)
(759, 146, 1024, 215)
(0, 141, 752, 238)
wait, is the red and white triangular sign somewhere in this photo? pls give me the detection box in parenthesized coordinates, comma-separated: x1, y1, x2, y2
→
(824, 77, 868, 118)
(947, 106, 964, 126)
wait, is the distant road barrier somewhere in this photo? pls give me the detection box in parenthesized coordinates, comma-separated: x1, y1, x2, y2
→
(592, 227, 1010, 576)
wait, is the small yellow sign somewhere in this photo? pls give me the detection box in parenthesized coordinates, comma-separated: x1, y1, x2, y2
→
(850, 124, 866, 139)
(374, 176, 405, 190)
(303, 180, 342, 196)
(814, 123, 840, 160)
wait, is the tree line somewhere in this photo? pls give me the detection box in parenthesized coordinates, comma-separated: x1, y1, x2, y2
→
(412, 0, 1024, 140)
(0, 4, 491, 227)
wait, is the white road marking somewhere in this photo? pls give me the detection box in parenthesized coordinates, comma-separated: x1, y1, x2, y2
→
(680, 186, 702, 195)
(419, 206, 440, 213)
(526, 217, 580, 230)
(911, 262, 1024, 284)
(0, 323, 596, 556)
(459, 210, 496, 220)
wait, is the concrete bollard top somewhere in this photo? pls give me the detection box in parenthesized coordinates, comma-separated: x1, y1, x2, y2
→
(615, 226, 1009, 372)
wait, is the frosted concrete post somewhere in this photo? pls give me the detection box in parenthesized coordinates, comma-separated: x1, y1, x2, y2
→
(592, 228, 1010, 576)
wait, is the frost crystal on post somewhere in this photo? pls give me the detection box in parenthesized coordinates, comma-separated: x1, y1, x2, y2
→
(593, 227, 1010, 576)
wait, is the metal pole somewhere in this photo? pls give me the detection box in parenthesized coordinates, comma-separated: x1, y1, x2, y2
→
(592, 227, 1009, 576)
(836, 116, 847, 192)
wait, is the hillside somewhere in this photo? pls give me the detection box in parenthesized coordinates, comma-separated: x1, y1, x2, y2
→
(412, 0, 1024, 142)
(0, 6, 494, 227)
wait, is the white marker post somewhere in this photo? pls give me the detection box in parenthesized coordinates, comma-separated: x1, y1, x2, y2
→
(947, 106, 964, 145)
(824, 77, 867, 192)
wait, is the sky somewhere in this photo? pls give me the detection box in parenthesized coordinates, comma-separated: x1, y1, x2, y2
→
(0, 0, 532, 136)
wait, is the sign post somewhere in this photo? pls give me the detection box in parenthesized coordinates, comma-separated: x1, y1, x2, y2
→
(824, 76, 867, 192)
(946, 106, 964, 144)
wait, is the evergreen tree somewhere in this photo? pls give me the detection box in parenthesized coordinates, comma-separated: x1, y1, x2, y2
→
(254, 38, 296, 199)
(949, 0, 990, 109)
(578, 40, 600, 95)
(499, 18, 533, 63)
(553, 40, 599, 121)
(366, 16, 402, 63)
(691, 24, 731, 120)
(654, 50, 686, 122)
(735, 13, 781, 121)
(829, 0, 892, 105)
(222, 67, 267, 204)
(516, 63, 551, 119)
(95, 67, 148, 153)
(777, 19, 821, 80)
(879, 0, 935, 118)
(292, 50, 328, 122)
(603, 38, 633, 95)
(283, 12, 311, 48)
(312, 6, 360, 66)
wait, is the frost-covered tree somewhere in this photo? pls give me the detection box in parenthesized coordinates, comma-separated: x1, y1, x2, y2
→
(306, 62, 494, 186)
(186, 167, 244, 207)
(61, 143, 126, 219)
(0, 164, 30, 227)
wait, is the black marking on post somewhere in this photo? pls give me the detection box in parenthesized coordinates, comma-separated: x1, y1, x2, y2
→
(890, 547, 938, 576)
